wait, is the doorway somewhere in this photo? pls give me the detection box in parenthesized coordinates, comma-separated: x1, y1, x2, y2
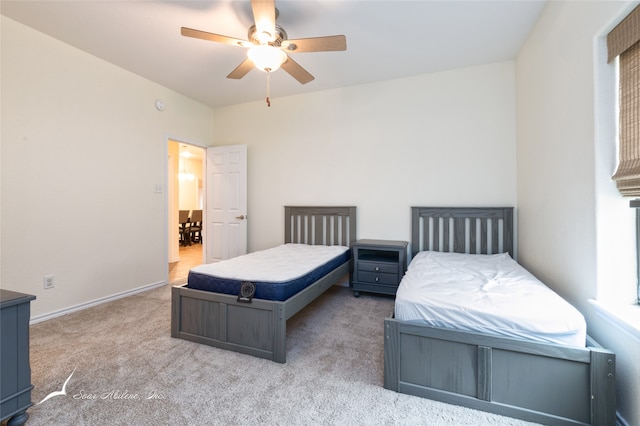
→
(168, 139, 205, 283)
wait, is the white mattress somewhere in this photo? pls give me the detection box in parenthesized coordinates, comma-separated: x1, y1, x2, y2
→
(394, 251, 587, 347)
(190, 243, 349, 282)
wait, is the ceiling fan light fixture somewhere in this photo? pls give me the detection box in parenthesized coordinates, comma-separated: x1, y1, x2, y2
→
(181, 1, 345, 85)
(247, 45, 287, 72)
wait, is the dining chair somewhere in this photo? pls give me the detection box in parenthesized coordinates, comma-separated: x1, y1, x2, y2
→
(178, 210, 191, 246)
(189, 210, 203, 244)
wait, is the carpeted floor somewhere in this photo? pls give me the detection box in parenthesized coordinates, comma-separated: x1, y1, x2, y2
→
(25, 282, 541, 425)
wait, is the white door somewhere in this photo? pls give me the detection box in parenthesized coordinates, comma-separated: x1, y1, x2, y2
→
(206, 144, 247, 263)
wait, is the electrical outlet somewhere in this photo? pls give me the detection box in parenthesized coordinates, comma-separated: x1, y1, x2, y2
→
(44, 275, 55, 289)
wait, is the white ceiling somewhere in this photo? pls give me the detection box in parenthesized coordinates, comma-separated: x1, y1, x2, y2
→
(1, 0, 547, 109)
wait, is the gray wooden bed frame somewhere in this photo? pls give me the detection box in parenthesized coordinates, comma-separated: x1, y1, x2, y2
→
(383, 207, 616, 426)
(171, 206, 356, 363)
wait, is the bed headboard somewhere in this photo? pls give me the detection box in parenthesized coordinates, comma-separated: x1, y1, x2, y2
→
(284, 206, 357, 247)
(411, 207, 514, 258)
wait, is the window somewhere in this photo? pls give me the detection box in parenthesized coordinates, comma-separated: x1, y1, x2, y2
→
(632, 199, 640, 304)
(608, 5, 640, 305)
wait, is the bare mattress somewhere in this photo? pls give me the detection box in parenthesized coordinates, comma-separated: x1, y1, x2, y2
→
(187, 243, 351, 301)
(394, 251, 587, 347)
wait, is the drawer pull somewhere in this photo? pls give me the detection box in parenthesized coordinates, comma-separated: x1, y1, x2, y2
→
(375, 266, 380, 271)
(375, 277, 379, 282)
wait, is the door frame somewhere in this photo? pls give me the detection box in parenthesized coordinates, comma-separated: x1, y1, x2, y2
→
(164, 135, 207, 282)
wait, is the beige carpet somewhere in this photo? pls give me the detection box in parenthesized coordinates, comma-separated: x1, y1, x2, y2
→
(26, 283, 540, 425)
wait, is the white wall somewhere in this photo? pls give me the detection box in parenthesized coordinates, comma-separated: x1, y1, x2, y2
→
(212, 61, 518, 253)
(178, 157, 202, 211)
(516, 1, 639, 424)
(0, 17, 213, 318)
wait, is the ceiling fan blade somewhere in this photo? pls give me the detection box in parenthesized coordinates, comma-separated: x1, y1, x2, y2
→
(181, 27, 250, 47)
(251, 0, 276, 42)
(281, 56, 314, 84)
(227, 58, 254, 80)
(282, 35, 347, 53)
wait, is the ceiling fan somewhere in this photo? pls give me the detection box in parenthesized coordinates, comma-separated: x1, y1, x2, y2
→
(181, 0, 347, 87)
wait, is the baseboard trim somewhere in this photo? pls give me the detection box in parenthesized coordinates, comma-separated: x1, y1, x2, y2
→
(30, 281, 167, 324)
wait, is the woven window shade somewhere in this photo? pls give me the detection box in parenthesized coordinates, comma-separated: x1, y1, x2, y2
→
(607, 5, 640, 63)
(609, 6, 640, 197)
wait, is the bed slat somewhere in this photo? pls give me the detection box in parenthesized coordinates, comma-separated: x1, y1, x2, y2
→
(481, 218, 488, 254)
(491, 218, 499, 254)
(443, 218, 451, 252)
(469, 219, 478, 254)
(454, 217, 465, 253)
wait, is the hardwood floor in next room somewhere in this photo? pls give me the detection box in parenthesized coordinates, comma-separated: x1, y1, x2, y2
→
(168, 243, 203, 283)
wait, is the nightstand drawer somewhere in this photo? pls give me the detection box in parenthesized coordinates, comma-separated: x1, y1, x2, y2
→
(358, 261, 398, 274)
(358, 271, 399, 286)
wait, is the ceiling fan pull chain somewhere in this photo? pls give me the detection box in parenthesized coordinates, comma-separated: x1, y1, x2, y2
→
(266, 69, 271, 107)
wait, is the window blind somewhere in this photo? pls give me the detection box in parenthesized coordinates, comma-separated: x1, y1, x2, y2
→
(607, 5, 640, 63)
(609, 5, 640, 197)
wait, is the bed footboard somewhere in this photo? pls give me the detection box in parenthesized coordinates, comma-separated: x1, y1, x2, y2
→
(384, 316, 616, 426)
(171, 261, 350, 363)
(172, 285, 288, 362)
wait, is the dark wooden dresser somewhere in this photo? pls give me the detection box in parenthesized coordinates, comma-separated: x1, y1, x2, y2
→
(1, 289, 35, 426)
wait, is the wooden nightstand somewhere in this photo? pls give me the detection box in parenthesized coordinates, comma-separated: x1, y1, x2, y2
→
(351, 239, 408, 297)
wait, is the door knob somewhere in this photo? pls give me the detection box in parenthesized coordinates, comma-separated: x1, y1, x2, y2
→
(236, 215, 246, 220)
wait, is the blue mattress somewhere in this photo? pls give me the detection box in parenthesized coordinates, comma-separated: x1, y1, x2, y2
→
(187, 249, 351, 301)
